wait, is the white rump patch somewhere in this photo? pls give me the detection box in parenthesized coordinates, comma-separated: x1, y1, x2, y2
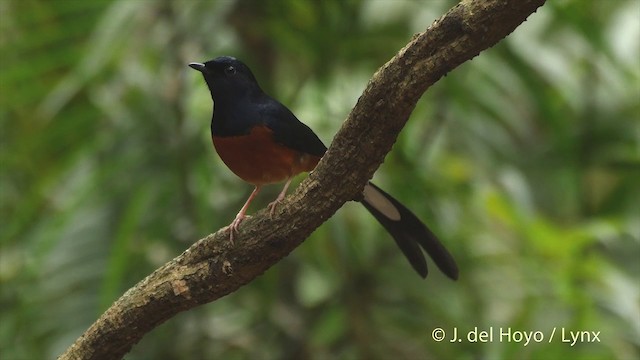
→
(363, 184, 401, 221)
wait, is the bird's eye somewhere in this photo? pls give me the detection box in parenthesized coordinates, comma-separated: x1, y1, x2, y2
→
(224, 66, 236, 75)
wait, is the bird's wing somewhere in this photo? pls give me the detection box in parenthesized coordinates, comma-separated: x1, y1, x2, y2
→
(260, 99, 327, 157)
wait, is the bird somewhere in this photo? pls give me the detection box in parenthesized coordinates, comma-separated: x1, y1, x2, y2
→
(189, 56, 458, 280)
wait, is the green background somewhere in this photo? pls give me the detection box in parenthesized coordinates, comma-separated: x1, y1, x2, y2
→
(1, 0, 639, 359)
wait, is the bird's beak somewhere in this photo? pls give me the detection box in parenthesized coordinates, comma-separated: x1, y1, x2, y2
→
(188, 62, 206, 72)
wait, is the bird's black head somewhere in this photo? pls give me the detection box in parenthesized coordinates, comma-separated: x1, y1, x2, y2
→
(189, 56, 261, 101)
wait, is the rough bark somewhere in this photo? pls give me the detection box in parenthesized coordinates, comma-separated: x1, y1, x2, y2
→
(58, 0, 546, 359)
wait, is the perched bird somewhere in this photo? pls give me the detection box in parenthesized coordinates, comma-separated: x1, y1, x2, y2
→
(189, 56, 458, 279)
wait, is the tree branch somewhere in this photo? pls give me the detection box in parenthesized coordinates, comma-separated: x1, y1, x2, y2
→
(58, 0, 545, 359)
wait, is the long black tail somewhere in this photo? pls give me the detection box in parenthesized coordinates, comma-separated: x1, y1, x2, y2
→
(360, 182, 458, 279)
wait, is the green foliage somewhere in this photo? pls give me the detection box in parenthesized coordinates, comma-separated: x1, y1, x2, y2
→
(1, 0, 638, 359)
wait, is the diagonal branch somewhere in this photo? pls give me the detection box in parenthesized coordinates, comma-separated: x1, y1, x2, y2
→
(58, 0, 546, 359)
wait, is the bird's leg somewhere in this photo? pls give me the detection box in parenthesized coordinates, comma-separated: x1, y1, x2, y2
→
(267, 177, 293, 217)
(229, 185, 261, 244)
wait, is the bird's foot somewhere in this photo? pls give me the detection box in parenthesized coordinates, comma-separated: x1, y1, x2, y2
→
(267, 178, 292, 218)
(228, 214, 250, 244)
(267, 196, 285, 218)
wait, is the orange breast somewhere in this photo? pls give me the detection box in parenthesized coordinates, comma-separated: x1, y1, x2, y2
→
(213, 125, 321, 185)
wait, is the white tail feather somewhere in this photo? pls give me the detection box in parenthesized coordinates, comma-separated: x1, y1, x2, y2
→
(363, 183, 401, 221)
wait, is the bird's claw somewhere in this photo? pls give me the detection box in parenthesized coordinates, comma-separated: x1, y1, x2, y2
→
(267, 199, 281, 218)
(228, 214, 250, 244)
